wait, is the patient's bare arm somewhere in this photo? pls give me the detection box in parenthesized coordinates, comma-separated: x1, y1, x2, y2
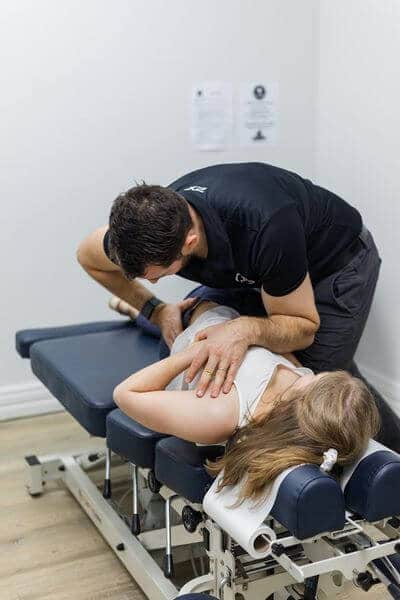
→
(113, 339, 238, 444)
(114, 341, 203, 396)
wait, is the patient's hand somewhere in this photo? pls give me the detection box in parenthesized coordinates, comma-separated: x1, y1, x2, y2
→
(185, 319, 249, 398)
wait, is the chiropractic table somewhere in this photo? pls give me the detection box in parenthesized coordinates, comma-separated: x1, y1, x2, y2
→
(15, 317, 400, 600)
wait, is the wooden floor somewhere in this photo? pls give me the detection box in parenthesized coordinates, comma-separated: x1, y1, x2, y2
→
(0, 411, 390, 600)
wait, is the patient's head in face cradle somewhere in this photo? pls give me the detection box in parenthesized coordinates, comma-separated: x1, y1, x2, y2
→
(207, 370, 380, 504)
(107, 184, 199, 283)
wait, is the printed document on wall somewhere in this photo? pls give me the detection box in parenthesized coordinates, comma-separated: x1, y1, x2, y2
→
(191, 82, 233, 150)
(239, 82, 279, 146)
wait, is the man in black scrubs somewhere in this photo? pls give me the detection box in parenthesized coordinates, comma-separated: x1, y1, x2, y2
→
(77, 162, 399, 450)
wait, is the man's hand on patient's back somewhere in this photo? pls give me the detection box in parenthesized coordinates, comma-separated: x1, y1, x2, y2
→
(185, 319, 249, 398)
(151, 297, 198, 349)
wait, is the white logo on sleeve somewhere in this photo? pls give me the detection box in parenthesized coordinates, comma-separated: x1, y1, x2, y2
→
(235, 273, 256, 285)
(183, 186, 207, 193)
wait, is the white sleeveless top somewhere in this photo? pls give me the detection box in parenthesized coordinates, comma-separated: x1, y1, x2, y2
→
(167, 306, 313, 433)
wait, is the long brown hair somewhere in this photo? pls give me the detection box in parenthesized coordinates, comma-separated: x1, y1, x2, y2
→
(206, 371, 380, 504)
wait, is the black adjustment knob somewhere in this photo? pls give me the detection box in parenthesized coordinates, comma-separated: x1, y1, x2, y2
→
(356, 571, 377, 591)
(271, 542, 286, 557)
(182, 505, 202, 533)
(147, 470, 161, 494)
(116, 543, 125, 551)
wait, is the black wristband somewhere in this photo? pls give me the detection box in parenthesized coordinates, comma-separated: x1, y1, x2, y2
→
(140, 297, 164, 321)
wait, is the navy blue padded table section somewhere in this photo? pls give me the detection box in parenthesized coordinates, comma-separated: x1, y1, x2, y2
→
(155, 437, 224, 503)
(16, 319, 131, 358)
(344, 449, 400, 521)
(107, 409, 167, 469)
(271, 465, 345, 539)
(30, 324, 160, 437)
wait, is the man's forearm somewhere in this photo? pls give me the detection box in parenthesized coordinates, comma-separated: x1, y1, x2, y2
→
(77, 226, 165, 317)
(238, 314, 318, 354)
(81, 265, 159, 313)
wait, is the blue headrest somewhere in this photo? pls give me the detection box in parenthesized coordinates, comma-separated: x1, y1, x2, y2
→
(271, 465, 345, 539)
(343, 440, 400, 521)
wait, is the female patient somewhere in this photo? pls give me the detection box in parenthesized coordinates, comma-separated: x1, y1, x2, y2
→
(113, 301, 379, 503)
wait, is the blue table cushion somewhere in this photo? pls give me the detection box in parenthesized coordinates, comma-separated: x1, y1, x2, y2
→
(106, 409, 167, 469)
(344, 450, 400, 521)
(16, 319, 131, 358)
(155, 437, 224, 504)
(30, 325, 160, 437)
(271, 465, 345, 539)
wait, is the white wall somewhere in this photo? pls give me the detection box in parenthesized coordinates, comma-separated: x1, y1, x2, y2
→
(315, 1, 400, 411)
(1, 0, 317, 411)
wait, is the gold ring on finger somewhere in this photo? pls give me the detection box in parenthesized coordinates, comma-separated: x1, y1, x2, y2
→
(203, 369, 214, 376)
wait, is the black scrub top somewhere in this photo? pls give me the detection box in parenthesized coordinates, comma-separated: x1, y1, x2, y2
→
(169, 162, 362, 296)
(105, 162, 362, 297)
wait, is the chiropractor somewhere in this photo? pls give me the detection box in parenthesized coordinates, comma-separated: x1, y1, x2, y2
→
(77, 162, 380, 401)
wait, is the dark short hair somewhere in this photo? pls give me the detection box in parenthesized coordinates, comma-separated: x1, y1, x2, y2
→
(108, 184, 192, 279)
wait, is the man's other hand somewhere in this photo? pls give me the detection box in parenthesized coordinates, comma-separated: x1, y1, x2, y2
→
(185, 319, 249, 398)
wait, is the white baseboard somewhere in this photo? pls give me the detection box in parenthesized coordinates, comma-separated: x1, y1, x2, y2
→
(0, 381, 64, 421)
(358, 362, 400, 417)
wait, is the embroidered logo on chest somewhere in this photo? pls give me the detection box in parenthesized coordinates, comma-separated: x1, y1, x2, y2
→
(235, 272, 256, 285)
